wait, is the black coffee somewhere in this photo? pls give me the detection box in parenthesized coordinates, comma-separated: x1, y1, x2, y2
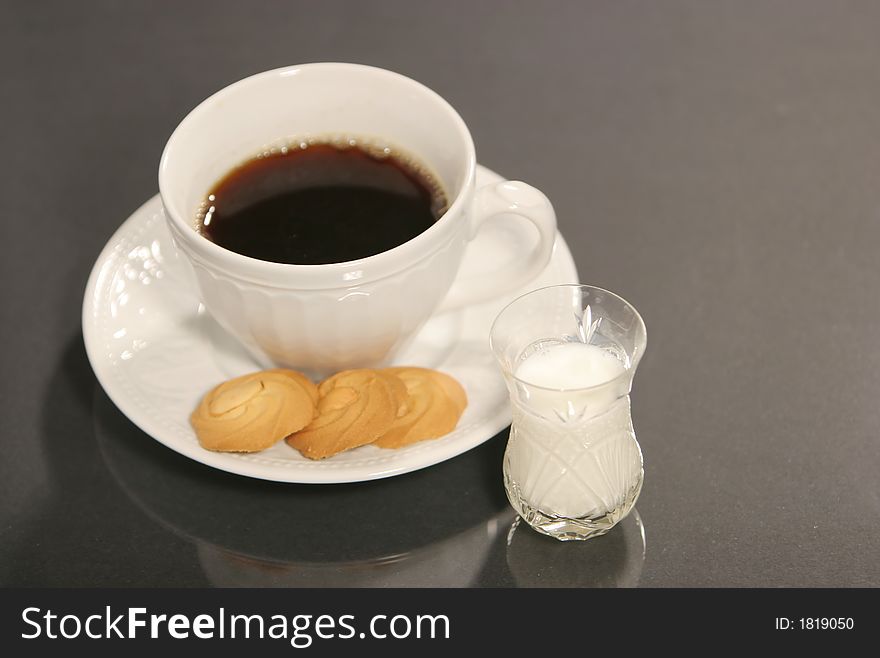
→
(199, 141, 447, 264)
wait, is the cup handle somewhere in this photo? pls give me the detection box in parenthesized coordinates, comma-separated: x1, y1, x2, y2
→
(436, 180, 557, 312)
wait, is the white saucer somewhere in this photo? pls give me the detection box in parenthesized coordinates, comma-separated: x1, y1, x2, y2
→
(83, 164, 579, 483)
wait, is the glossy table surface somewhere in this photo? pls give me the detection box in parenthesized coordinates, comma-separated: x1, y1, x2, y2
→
(2, 0, 879, 586)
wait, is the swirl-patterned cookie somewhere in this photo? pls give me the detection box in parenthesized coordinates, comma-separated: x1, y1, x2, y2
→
(191, 369, 318, 452)
(286, 369, 408, 460)
(373, 367, 467, 449)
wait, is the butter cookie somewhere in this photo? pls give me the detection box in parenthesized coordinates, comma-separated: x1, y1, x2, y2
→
(373, 367, 467, 449)
(287, 369, 407, 459)
(191, 369, 318, 452)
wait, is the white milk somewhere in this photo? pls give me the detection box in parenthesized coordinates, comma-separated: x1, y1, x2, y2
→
(516, 342, 625, 390)
(506, 342, 642, 519)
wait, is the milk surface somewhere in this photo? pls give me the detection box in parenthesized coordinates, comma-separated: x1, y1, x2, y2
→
(515, 342, 625, 390)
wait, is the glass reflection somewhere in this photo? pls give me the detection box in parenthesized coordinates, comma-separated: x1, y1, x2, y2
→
(505, 509, 646, 587)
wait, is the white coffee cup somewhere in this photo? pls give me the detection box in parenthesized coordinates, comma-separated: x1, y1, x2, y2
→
(160, 63, 556, 376)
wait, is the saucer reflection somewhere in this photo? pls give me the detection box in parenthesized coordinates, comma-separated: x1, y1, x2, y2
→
(196, 510, 515, 587)
(505, 510, 646, 587)
(94, 388, 514, 587)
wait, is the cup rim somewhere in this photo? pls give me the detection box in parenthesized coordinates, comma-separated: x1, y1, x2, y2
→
(489, 283, 648, 394)
(158, 62, 476, 286)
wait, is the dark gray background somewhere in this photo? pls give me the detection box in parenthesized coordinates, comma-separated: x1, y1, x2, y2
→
(2, 0, 878, 586)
